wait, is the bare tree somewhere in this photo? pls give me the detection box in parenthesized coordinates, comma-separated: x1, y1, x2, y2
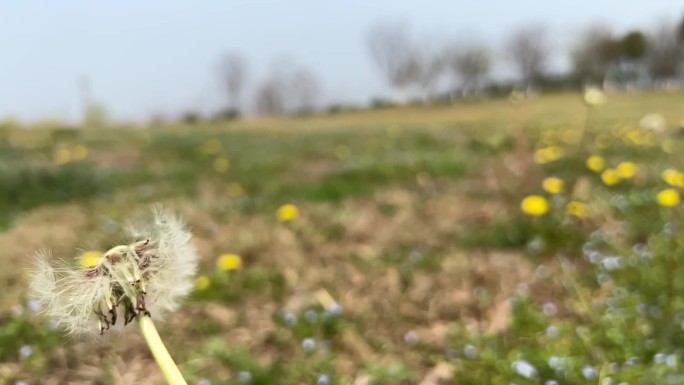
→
(570, 24, 621, 85)
(414, 48, 446, 101)
(290, 67, 323, 114)
(646, 22, 683, 86)
(366, 20, 419, 102)
(448, 42, 491, 97)
(507, 25, 549, 89)
(220, 53, 249, 112)
(253, 76, 286, 116)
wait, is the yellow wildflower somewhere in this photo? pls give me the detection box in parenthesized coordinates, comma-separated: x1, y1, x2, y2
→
(595, 134, 611, 149)
(534, 146, 564, 164)
(586, 155, 605, 172)
(334, 145, 351, 160)
(657, 189, 680, 207)
(277, 204, 299, 222)
(70, 145, 88, 160)
(216, 254, 243, 271)
(662, 169, 684, 188)
(662, 139, 675, 154)
(601, 169, 620, 186)
(79, 251, 103, 268)
(624, 129, 643, 145)
(542, 177, 564, 194)
(566, 201, 588, 219)
(201, 139, 222, 155)
(195, 275, 211, 291)
(520, 195, 549, 216)
(54, 148, 71, 165)
(616, 161, 637, 179)
(213, 157, 230, 173)
(560, 129, 581, 145)
(227, 182, 244, 198)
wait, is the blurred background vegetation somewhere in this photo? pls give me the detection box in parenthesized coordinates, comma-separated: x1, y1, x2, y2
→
(4, 2, 684, 385)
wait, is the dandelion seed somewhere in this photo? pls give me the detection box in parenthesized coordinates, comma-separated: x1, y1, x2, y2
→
(520, 195, 549, 216)
(276, 204, 299, 222)
(657, 189, 680, 207)
(639, 113, 666, 132)
(584, 87, 606, 106)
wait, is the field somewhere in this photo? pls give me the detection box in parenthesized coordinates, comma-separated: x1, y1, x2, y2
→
(3, 91, 684, 384)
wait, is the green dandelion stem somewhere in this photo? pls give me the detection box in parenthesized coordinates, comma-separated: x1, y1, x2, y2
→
(137, 314, 188, 385)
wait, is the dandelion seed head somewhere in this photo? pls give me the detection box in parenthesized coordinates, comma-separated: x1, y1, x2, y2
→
(28, 205, 198, 337)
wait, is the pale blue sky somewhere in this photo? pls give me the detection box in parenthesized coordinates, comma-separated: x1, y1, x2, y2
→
(0, 0, 682, 123)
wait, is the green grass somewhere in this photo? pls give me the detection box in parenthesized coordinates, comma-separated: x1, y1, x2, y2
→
(4, 91, 684, 384)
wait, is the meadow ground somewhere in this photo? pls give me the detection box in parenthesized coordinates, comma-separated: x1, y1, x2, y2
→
(2, 91, 684, 384)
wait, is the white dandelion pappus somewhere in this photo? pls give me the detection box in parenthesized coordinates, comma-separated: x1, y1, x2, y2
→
(28, 205, 199, 337)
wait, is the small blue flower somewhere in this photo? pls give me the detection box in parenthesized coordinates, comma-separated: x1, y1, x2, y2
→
(19, 345, 32, 359)
(304, 309, 318, 323)
(301, 337, 316, 352)
(237, 371, 252, 383)
(316, 373, 330, 385)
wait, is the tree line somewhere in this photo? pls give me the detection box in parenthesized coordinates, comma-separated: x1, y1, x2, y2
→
(201, 15, 684, 121)
(365, 17, 684, 105)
